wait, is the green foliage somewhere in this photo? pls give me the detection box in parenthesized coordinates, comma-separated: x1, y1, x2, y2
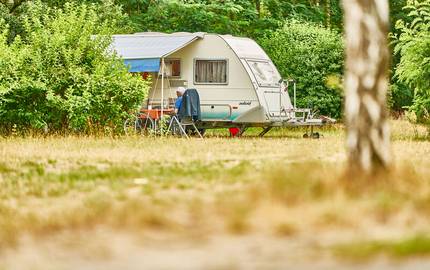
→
(388, 80, 414, 112)
(0, 3, 26, 43)
(390, 0, 410, 31)
(114, 0, 343, 38)
(259, 21, 344, 118)
(130, 0, 264, 37)
(0, 1, 149, 134)
(265, 0, 343, 31)
(394, 0, 430, 123)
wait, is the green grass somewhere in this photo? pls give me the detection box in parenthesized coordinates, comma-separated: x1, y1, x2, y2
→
(333, 235, 430, 260)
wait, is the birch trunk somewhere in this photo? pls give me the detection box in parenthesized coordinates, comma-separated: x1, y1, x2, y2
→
(343, 0, 391, 174)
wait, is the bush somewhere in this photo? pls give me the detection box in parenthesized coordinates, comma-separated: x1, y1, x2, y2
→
(258, 20, 344, 118)
(0, 1, 149, 134)
(388, 80, 413, 114)
(393, 0, 430, 123)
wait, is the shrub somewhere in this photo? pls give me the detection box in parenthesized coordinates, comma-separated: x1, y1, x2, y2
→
(388, 80, 414, 114)
(393, 0, 430, 123)
(0, 1, 148, 134)
(258, 20, 344, 118)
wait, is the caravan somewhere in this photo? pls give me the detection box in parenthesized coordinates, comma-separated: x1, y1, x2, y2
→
(112, 32, 329, 136)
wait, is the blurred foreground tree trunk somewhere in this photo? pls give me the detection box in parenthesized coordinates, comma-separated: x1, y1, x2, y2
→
(343, 0, 391, 174)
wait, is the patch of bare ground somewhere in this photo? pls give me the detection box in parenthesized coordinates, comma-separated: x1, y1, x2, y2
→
(3, 230, 430, 270)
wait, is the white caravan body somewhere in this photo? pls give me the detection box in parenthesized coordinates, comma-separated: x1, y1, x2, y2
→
(112, 32, 316, 127)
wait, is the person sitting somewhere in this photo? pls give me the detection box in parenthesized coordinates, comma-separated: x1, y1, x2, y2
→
(175, 87, 185, 114)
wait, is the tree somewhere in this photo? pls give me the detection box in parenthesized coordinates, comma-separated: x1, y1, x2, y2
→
(259, 21, 344, 118)
(0, 1, 148, 134)
(264, 0, 343, 31)
(343, 0, 392, 173)
(393, 0, 430, 123)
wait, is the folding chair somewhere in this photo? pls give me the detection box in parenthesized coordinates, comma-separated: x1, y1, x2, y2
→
(168, 115, 203, 138)
(169, 88, 203, 138)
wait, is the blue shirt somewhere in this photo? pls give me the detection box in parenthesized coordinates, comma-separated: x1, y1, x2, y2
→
(175, 96, 183, 110)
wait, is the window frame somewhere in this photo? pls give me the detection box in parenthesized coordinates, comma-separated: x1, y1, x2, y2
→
(246, 59, 281, 88)
(193, 58, 229, 85)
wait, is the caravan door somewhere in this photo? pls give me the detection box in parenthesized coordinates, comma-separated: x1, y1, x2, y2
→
(246, 60, 283, 117)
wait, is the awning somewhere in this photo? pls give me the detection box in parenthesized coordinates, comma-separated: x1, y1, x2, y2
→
(111, 33, 203, 60)
(123, 58, 160, 72)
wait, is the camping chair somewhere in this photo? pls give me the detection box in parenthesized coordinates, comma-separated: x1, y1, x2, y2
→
(167, 114, 188, 138)
(168, 115, 203, 138)
(168, 89, 203, 138)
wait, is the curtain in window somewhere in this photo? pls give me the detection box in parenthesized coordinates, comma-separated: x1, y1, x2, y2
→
(172, 60, 180, 76)
(196, 60, 227, 83)
(165, 60, 180, 77)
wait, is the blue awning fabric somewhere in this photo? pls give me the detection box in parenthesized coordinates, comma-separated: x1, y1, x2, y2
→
(124, 58, 160, 72)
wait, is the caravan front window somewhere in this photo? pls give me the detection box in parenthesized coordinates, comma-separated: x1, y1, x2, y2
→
(247, 60, 280, 87)
(194, 59, 228, 84)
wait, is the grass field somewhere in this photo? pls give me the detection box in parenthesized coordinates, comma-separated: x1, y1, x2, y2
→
(0, 120, 430, 270)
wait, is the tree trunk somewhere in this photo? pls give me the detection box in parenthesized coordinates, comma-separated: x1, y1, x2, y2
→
(343, 0, 392, 174)
(255, 0, 261, 18)
(325, 0, 331, 28)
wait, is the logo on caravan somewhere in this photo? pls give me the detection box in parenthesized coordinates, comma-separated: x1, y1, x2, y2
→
(239, 101, 252, 106)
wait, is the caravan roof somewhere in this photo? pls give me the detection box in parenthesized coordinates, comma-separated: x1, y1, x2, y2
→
(221, 35, 270, 60)
(111, 32, 273, 73)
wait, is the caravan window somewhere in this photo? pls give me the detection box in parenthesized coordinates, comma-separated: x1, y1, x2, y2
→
(164, 59, 181, 77)
(247, 60, 280, 87)
(194, 59, 228, 84)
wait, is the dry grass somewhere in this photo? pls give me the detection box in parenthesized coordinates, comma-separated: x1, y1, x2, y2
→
(0, 120, 430, 269)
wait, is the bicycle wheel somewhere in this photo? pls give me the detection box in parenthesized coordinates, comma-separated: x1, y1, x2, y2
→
(124, 114, 140, 135)
(124, 113, 154, 135)
(139, 114, 156, 135)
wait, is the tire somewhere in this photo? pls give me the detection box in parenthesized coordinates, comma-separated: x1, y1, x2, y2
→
(124, 115, 139, 135)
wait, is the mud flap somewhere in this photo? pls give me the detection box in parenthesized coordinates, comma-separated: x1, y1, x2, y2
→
(233, 106, 268, 123)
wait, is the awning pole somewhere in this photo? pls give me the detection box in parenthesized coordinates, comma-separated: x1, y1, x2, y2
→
(161, 58, 164, 119)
